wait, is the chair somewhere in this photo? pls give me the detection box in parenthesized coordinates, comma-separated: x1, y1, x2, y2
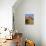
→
(14, 33, 23, 46)
(25, 40, 35, 46)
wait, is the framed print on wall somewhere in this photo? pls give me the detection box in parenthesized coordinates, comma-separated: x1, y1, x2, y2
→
(25, 14, 34, 25)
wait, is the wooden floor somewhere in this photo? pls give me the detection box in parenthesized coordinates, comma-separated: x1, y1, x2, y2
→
(0, 33, 23, 46)
(0, 39, 16, 46)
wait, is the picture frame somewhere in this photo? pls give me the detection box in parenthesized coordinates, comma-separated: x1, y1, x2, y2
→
(25, 14, 34, 25)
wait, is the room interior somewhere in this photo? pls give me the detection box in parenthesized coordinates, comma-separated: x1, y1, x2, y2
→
(0, 0, 46, 46)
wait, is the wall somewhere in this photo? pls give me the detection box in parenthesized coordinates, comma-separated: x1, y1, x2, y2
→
(41, 0, 46, 46)
(13, 0, 41, 46)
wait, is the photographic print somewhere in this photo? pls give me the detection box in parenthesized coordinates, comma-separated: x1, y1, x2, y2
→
(25, 14, 34, 25)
